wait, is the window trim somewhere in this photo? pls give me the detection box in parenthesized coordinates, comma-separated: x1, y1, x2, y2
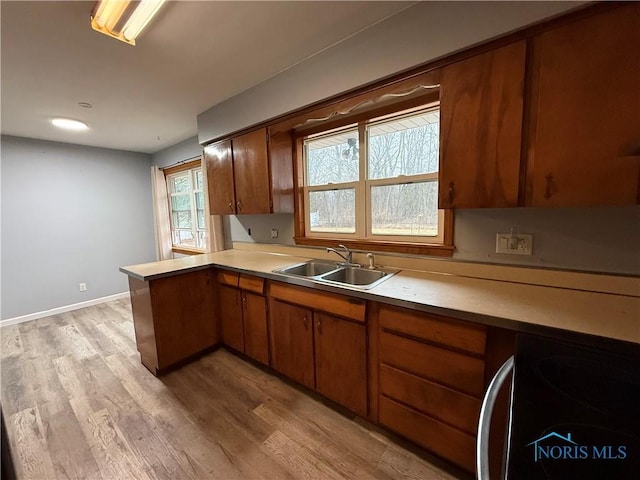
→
(163, 158, 206, 254)
(295, 105, 453, 257)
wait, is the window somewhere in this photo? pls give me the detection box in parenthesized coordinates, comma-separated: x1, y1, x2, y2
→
(166, 165, 206, 250)
(303, 106, 447, 248)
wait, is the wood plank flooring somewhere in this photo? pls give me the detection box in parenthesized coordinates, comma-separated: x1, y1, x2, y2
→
(1, 298, 465, 480)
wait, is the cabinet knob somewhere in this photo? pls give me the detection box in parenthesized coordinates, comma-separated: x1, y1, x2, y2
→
(228, 201, 234, 212)
(448, 181, 455, 205)
(316, 319, 322, 334)
(302, 315, 308, 330)
(237, 200, 243, 212)
(544, 173, 554, 199)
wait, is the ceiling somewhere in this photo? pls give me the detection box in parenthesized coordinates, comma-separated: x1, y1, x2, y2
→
(1, 1, 414, 154)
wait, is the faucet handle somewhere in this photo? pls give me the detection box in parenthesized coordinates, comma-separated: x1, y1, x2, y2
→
(367, 253, 375, 269)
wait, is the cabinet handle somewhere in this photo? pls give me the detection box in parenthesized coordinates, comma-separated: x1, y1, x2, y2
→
(228, 201, 234, 212)
(448, 181, 455, 204)
(302, 315, 308, 330)
(242, 295, 246, 305)
(316, 319, 322, 334)
(544, 173, 554, 199)
(237, 200, 243, 212)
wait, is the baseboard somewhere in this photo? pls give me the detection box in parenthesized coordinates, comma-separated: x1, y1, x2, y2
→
(0, 292, 130, 328)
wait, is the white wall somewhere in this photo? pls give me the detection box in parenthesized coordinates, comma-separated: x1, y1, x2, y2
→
(151, 135, 202, 168)
(1, 136, 156, 319)
(197, 1, 583, 143)
(227, 207, 640, 275)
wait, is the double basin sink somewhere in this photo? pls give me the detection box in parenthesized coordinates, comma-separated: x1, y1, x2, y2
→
(273, 261, 399, 290)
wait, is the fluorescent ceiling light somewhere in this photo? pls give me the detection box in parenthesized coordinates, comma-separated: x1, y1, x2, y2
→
(51, 118, 89, 131)
(91, 0, 166, 46)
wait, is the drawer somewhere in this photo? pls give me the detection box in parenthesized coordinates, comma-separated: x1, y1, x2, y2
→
(239, 274, 264, 295)
(268, 282, 365, 323)
(379, 331, 485, 397)
(217, 270, 239, 287)
(379, 395, 476, 473)
(378, 304, 486, 355)
(379, 364, 480, 435)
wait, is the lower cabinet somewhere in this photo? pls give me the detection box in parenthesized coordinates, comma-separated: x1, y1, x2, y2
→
(267, 282, 367, 417)
(371, 302, 488, 473)
(217, 271, 269, 365)
(268, 299, 315, 389)
(314, 312, 367, 417)
(128, 268, 217, 375)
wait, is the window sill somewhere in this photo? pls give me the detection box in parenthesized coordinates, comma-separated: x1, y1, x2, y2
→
(293, 237, 454, 257)
(172, 246, 206, 256)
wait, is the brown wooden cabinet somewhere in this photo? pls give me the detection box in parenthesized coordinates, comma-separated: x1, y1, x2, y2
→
(526, 4, 640, 206)
(218, 284, 244, 352)
(267, 282, 367, 415)
(268, 298, 315, 388)
(217, 271, 269, 365)
(439, 40, 526, 208)
(127, 268, 217, 375)
(204, 128, 294, 215)
(203, 139, 236, 215)
(314, 312, 367, 417)
(370, 303, 487, 473)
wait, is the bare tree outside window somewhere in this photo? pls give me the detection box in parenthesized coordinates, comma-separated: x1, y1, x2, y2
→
(303, 107, 443, 243)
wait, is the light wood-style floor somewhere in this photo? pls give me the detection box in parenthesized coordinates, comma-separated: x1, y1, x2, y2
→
(1, 298, 463, 480)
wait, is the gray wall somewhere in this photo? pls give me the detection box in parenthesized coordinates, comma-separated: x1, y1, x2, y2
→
(1, 135, 156, 319)
(151, 135, 202, 168)
(228, 207, 640, 275)
(197, 1, 583, 143)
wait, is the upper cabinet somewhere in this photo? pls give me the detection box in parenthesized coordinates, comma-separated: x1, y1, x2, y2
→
(204, 127, 294, 215)
(204, 139, 235, 215)
(439, 41, 526, 209)
(439, 4, 640, 209)
(525, 4, 640, 207)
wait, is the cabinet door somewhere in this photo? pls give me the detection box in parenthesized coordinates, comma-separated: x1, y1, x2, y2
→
(232, 128, 271, 214)
(268, 299, 314, 389)
(149, 269, 217, 372)
(204, 140, 236, 215)
(242, 292, 269, 365)
(439, 41, 526, 208)
(218, 285, 244, 352)
(527, 5, 640, 206)
(314, 313, 367, 417)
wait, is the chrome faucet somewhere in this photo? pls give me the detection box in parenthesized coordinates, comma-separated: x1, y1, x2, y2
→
(326, 244, 355, 266)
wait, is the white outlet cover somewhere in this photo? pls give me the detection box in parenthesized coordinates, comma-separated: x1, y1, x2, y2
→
(495, 233, 533, 255)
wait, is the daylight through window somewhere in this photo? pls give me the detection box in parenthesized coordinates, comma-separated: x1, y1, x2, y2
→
(166, 166, 206, 249)
(303, 107, 444, 243)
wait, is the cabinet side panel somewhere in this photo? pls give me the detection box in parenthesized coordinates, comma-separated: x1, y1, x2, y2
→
(150, 269, 217, 370)
(128, 276, 158, 374)
(268, 129, 295, 213)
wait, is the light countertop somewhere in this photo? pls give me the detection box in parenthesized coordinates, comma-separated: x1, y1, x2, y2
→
(121, 250, 640, 346)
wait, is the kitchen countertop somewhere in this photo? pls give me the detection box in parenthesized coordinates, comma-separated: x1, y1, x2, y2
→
(121, 250, 640, 346)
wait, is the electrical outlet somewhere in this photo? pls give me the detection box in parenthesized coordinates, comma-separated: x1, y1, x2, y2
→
(496, 233, 533, 255)
(271, 228, 278, 239)
(79, 282, 87, 292)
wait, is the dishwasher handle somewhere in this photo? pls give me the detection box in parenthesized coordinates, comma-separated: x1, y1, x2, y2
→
(476, 355, 514, 480)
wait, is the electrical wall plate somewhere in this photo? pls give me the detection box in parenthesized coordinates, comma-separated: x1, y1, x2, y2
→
(496, 233, 533, 255)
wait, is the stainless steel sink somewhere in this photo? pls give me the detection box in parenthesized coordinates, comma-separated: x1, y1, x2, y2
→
(320, 267, 386, 285)
(273, 261, 399, 289)
(274, 261, 339, 277)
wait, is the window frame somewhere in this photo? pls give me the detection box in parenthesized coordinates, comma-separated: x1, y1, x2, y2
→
(297, 104, 453, 257)
(164, 159, 206, 254)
